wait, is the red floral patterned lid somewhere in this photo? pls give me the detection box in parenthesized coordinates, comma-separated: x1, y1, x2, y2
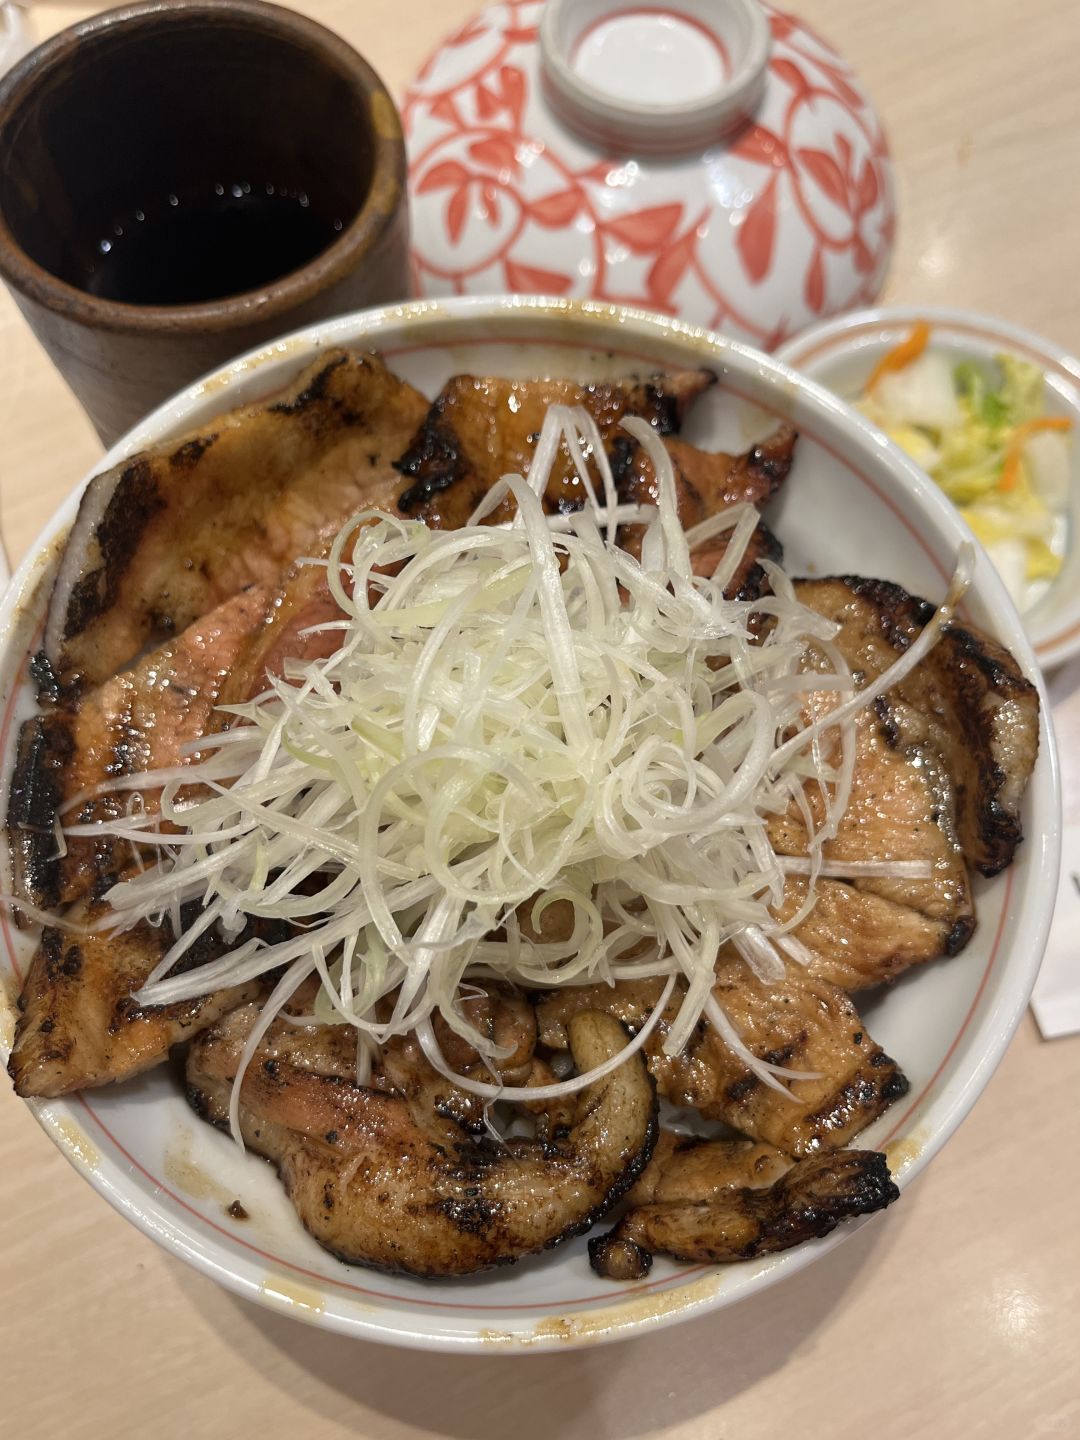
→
(403, 0, 896, 350)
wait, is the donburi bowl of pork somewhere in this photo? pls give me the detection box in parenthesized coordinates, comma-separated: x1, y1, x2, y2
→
(0, 296, 1059, 1351)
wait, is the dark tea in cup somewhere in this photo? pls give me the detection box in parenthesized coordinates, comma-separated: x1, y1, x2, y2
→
(0, 0, 410, 446)
(78, 178, 350, 307)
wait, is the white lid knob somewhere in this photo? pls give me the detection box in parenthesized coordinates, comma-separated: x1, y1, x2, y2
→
(540, 0, 771, 155)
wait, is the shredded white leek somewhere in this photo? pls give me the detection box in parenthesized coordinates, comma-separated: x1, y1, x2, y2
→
(47, 403, 971, 1140)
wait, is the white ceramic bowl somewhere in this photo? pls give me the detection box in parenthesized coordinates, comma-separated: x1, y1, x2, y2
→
(0, 297, 1060, 1352)
(777, 306, 1080, 670)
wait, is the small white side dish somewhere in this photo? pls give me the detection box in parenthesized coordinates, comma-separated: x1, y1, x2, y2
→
(778, 306, 1080, 670)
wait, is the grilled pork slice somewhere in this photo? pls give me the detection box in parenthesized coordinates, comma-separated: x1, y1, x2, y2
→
(43, 349, 429, 692)
(536, 955, 907, 1157)
(393, 369, 716, 527)
(624, 1131, 790, 1207)
(589, 1150, 899, 1277)
(186, 1004, 657, 1277)
(691, 519, 783, 598)
(772, 877, 972, 993)
(766, 692, 976, 990)
(613, 425, 797, 565)
(795, 577, 1039, 877)
(8, 902, 268, 1097)
(8, 587, 273, 915)
(215, 548, 350, 707)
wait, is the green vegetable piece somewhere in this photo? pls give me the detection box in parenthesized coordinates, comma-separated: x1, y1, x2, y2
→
(980, 390, 1009, 427)
(998, 353, 1044, 426)
(954, 360, 1009, 428)
(954, 361, 986, 408)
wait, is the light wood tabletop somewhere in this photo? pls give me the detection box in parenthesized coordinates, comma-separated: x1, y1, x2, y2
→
(2, 2, 1079, 1437)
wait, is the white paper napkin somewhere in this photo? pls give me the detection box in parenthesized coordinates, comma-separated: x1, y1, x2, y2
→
(0, 2, 28, 79)
(1031, 655, 1080, 1039)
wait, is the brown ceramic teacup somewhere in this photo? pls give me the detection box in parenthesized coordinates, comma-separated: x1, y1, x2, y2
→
(0, 0, 410, 446)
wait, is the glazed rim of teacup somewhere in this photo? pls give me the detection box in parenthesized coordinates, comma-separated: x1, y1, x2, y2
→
(0, 0, 406, 336)
(540, 0, 771, 155)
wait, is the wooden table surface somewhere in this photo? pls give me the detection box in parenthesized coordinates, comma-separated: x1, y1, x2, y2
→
(2, 2, 1079, 1437)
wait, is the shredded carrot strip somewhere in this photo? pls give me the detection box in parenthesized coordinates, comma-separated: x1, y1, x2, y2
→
(999, 416, 1073, 492)
(866, 321, 931, 391)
